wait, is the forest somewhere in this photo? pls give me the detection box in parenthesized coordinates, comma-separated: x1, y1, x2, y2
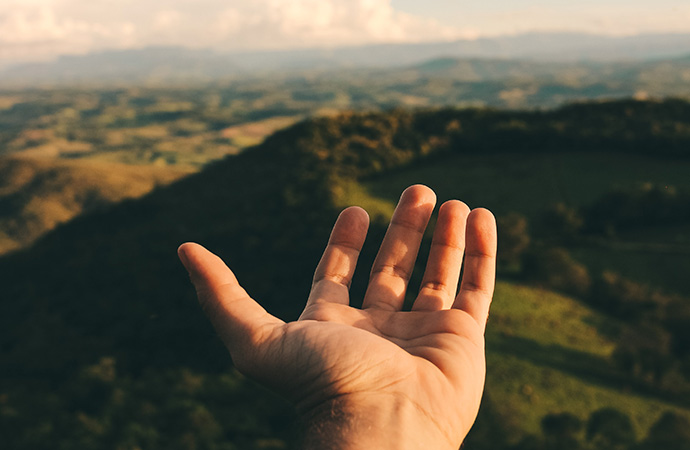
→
(1, 87, 690, 449)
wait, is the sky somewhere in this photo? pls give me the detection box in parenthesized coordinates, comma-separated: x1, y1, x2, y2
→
(1, 0, 689, 68)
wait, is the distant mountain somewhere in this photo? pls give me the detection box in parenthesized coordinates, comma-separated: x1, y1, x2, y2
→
(0, 47, 240, 85)
(405, 53, 690, 84)
(314, 32, 690, 66)
(1, 32, 689, 86)
(409, 57, 579, 81)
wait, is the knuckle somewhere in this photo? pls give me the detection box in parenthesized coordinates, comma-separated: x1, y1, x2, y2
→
(371, 263, 412, 281)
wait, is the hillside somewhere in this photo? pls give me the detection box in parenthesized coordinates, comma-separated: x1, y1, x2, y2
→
(351, 151, 690, 296)
(485, 282, 688, 441)
(0, 156, 193, 254)
(1, 99, 690, 449)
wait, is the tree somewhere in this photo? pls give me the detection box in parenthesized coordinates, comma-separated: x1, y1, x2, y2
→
(586, 408, 635, 450)
(522, 247, 591, 297)
(589, 271, 662, 320)
(541, 412, 582, 450)
(511, 434, 545, 450)
(637, 411, 690, 450)
(542, 203, 583, 239)
(612, 324, 672, 384)
(496, 212, 530, 269)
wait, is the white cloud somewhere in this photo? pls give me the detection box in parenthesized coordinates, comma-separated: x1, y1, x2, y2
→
(0, 0, 466, 66)
(207, 0, 463, 48)
(153, 10, 183, 31)
(2, 0, 687, 67)
(0, 1, 136, 64)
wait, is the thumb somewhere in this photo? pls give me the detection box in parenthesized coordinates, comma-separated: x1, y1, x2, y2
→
(178, 242, 283, 354)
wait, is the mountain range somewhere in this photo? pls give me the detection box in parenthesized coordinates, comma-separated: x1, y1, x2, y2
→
(1, 32, 689, 85)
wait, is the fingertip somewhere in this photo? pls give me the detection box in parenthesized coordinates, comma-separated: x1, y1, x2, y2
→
(439, 199, 471, 218)
(178, 241, 202, 254)
(178, 242, 207, 268)
(468, 208, 498, 242)
(339, 206, 370, 230)
(331, 206, 370, 248)
(401, 184, 437, 207)
(177, 242, 233, 285)
(393, 185, 437, 228)
(177, 242, 194, 271)
(469, 207, 495, 220)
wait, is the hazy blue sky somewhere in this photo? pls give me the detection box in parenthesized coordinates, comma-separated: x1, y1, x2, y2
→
(1, 0, 688, 67)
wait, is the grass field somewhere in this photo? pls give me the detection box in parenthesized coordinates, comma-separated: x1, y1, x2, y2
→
(487, 282, 687, 441)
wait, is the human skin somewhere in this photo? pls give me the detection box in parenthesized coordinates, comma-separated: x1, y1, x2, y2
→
(178, 184, 497, 449)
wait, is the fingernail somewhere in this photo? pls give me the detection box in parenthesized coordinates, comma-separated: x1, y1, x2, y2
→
(177, 244, 190, 272)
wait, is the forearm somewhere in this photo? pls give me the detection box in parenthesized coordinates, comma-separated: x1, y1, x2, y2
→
(299, 393, 460, 450)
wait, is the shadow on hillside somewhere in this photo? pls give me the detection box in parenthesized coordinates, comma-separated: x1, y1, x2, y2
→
(489, 334, 690, 408)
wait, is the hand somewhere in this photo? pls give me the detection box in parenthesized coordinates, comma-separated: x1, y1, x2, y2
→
(178, 185, 497, 450)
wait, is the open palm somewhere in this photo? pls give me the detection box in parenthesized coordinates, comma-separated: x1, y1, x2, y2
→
(179, 185, 497, 450)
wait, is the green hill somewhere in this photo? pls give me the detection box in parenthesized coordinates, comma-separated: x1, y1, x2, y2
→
(345, 150, 690, 296)
(1, 99, 690, 449)
(486, 282, 687, 441)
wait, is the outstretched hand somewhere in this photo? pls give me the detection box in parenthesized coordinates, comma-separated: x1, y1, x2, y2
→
(178, 185, 497, 450)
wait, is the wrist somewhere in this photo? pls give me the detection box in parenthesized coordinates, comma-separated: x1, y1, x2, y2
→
(298, 393, 460, 450)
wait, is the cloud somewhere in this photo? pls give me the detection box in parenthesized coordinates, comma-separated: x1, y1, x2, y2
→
(0, 1, 136, 64)
(0, 0, 466, 65)
(465, 3, 690, 37)
(208, 0, 464, 48)
(3, 0, 686, 67)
